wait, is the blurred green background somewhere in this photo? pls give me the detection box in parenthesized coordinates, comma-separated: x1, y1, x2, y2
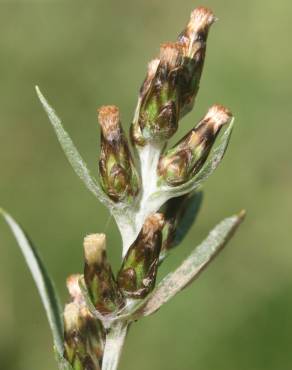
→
(1, 0, 292, 369)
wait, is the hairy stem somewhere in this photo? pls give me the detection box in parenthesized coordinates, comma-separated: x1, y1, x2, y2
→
(118, 143, 164, 257)
(101, 321, 128, 370)
(102, 143, 165, 369)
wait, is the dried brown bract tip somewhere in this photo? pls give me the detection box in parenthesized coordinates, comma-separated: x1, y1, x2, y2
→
(139, 58, 160, 98)
(66, 274, 83, 303)
(205, 104, 232, 132)
(188, 7, 216, 34)
(147, 58, 160, 79)
(83, 233, 106, 265)
(142, 213, 165, 236)
(64, 302, 80, 333)
(159, 42, 182, 68)
(179, 7, 216, 57)
(97, 105, 120, 140)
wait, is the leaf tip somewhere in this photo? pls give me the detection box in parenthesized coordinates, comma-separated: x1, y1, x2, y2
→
(0, 207, 8, 220)
(35, 85, 43, 101)
(238, 209, 246, 221)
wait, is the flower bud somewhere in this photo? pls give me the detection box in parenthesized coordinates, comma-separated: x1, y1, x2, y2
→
(131, 59, 160, 146)
(158, 105, 232, 186)
(63, 302, 103, 370)
(131, 43, 184, 146)
(83, 233, 124, 315)
(117, 214, 165, 298)
(177, 7, 216, 116)
(98, 105, 140, 202)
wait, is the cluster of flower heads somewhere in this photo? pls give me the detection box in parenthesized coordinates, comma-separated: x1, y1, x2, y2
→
(63, 7, 233, 370)
(63, 202, 194, 369)
(97, 7, 232, 204)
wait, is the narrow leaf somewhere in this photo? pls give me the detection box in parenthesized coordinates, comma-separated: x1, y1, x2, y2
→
(134, 210, 245, 318)
(173, 191, 203, 247)
(0, 208, 64, 355)
(159, 191, 203, 263)
(35, 86, 112, 208)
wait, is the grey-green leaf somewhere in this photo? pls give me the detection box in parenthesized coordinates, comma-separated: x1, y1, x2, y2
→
(134, 210, 245, 319)
(35, 86, 112, 208)
(159, 191, 203, 263)
(161, 119, 234, 198)
(0, 208, 64, 355)
(173, 191, 203, 247)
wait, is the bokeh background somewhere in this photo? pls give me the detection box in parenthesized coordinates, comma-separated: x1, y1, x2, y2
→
(1, 0, 292, 369)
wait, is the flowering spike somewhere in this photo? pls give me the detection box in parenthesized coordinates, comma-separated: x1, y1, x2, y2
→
(117, 214, 165, 298)
(27, 7, 241, 370)
(98, 105, 140, 202)
(83, 234, 124, 315)
(158, 104, 232, 186)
